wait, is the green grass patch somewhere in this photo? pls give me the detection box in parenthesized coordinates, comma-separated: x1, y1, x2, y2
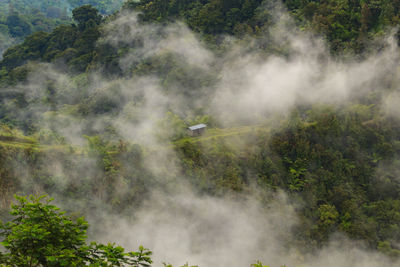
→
(174, 125, 269, 146)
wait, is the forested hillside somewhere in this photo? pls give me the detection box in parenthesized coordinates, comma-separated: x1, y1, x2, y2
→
(1, 0, 400, 266)
(0, 0, 123, 58)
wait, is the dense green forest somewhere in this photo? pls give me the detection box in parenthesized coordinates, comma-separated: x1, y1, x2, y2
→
(0, 0, 124, 59)
(1, 0, 400, 266)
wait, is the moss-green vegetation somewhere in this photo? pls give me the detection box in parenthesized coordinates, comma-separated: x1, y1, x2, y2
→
(1, 0, 400, 264)
(0, 0, 124, 59)
(1, 104, 399, 256)
(125, 0, 400, 53)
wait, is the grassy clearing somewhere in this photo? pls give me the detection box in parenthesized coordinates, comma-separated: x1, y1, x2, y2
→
(0, 141, 39, 150)
(0, 125, 37, 145)
(174, 125, 268, 146)
(144, 125, 269, 154)
(0, 124, 269, 154)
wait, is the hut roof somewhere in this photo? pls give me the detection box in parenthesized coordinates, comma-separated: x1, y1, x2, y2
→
(188, 124, 207, 131)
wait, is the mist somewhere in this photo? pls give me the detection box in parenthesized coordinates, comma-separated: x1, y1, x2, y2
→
(2, 1, 400, 266)
(94, 188, 399, 267)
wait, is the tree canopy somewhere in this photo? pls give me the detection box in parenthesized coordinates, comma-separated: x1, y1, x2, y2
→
(0, 195, 153, 266)
(0, 0, 400, 264)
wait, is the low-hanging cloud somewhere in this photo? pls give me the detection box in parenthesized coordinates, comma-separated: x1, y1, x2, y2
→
(94, 189, 297, 267)
(93, 188, 400, 267)
(212, 32, 400, 125)
(2, 2, 400, 266)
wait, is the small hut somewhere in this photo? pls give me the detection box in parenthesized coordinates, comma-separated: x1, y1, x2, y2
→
(187, 124, 207, 137)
